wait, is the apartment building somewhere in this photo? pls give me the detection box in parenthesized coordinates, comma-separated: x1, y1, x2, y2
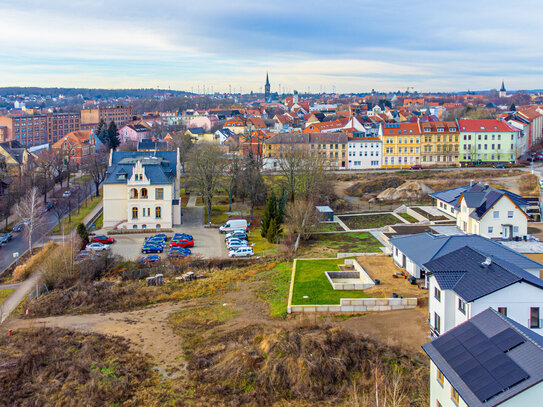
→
(347, 136, 382, 169)
(458, 119, 522, 164)
(0, 112, 81, 145)
(80, 106, 134, 130)
(420, 121, 459, 166)
(379, 122, 421, 168)
(262, 132, 347, 170)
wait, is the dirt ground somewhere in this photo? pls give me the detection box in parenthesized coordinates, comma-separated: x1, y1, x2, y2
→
(357, 255, 428, 299)
(524, 252, 543, 264)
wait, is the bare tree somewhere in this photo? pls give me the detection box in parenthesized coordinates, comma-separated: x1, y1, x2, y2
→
(50, 198, 70, 234)
(285, 199, 320, 253)
(278, 149, 325, 201)
(83, 146, 108, 197)
(223, 156, 240, 212)
(170, 131, 193, 172)
(34, 150, 56, 203)
(50, 152, 67, 188)
(187, 143, 226, 224)
(16, 187, 46, 254)
(239, 152, 267, 217)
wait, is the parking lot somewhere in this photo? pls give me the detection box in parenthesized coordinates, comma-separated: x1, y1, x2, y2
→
(99, 207, 228, 261)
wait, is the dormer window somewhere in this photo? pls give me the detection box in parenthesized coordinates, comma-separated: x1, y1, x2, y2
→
(117, 173, 126, 180)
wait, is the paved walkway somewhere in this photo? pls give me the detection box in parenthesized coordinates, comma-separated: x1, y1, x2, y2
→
(0, 270, 42, 323)
(187, 195, 197, 207)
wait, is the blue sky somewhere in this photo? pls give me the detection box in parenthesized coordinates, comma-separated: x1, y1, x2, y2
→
(1, 0, 542, 92)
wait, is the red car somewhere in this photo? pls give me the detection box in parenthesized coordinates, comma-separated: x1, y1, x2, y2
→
(93, 235, 115, 244)
(169, 239, 194, 248)
(409, 165, 422, 170)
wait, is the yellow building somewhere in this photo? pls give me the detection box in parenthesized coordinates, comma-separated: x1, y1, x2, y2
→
(379, 122, 421, 168)
(420, 121, 459, 166)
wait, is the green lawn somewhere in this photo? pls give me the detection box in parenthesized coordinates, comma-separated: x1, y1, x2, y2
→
(316, 222, 345, 232)
(291, 259, 369, 305)
(256, 262, 292, 317)
(338, 214, 400, 229)
(399, 213, 418, 223)
(50, 192, 102, 236)
(302, 232, 382, 257)
(251, 232, 280, 257)
(93, 213, 103, 230)
(0, 288, 15, 304)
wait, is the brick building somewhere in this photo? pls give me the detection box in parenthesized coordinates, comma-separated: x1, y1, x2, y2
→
(51, 130, 103, 166)
(80, 106, 134, 130)
(0, 112, 81, 146)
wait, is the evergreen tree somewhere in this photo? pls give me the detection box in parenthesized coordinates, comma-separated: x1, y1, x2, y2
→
(107, 121, 120, 150)
(266, 217, 282, 243)
(277, 189, 287, 224)
(261, 193, 277, 237)
(76, 223, 89, 245)
(98, 127, 109, 146)
(96, 119, 106, 142)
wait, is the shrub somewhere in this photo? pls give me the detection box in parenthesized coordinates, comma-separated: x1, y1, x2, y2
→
(12, 242, 57, 282)
(76, 222, 89, 245)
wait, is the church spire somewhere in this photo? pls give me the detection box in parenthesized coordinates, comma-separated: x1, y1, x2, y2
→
(500, 80, 506, 92)
(265, 72, 270, 86)
(264, 72, 271, 101)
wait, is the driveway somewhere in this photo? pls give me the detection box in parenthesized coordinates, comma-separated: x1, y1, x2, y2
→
(108, 206, 228, 261)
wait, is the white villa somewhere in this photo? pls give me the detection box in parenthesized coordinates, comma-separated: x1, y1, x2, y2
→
(102, 150, 181, 230)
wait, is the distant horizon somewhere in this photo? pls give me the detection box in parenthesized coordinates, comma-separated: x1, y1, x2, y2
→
(1, 1, 543, 92)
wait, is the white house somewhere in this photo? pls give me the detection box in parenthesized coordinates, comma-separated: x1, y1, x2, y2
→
(430, 182, 531, 239)
(103, 150, 181, 230)
(423, 308, 543, 407)
(424, 246, 543, 337)
(347, 137, 382, 169)
(389, 233, 543, 280)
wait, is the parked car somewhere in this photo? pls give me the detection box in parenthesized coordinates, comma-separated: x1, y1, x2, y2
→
(0, 233, 13, 244)
(409, 165, 422, 170)
(169, 239, 194, 248)
(170, 247, 191, 255)
(138, 255, 161, 264)
(493, 163, 507, 169)
(168, 248, 191, 258)
(12, 222, 25, 232)
(226, 238, 247, 247)
(229, 246, 254, 258)
(150, 233, 168, 241)
(227, 240, 249, 250)
(141, 244, 164, 254)
(225, 231, 248, 241)
(226, 235, 248, 244)
(173, 233, 193, 241)
(62, 190, 71, 198)
(45, 201, 57, 211)
(146, 235, 167, 244)
(85, 242, 110, 252)
(219, 219, 248, 234)
(93, 235, 115, 244)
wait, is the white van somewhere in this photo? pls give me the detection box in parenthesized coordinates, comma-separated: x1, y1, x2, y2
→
(219, 219, 248, 234)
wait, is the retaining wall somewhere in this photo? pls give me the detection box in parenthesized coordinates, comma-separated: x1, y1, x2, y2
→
(288, 297, 417, 313)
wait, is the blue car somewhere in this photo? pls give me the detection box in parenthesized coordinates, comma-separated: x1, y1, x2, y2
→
(173, 233, 193, 241)
(141, 244, 163, 254)
(148, 234, 168, 241)
(146, 236, 166, 244)
(169, 247, 191, 255)
(169, 249, 191, 258)
(138, 255, 161, 264)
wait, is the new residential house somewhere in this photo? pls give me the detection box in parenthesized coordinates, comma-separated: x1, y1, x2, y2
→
(262, 132, 347, 170)
(346, 137, 382, 169)
(430, 182, 531, 239)
(51, 130, 103, 166)
(423, 308, 543, 407)
(379, 122, 421, 168)
(103, 150, 181, 230)
(390, 233, 543, 280)
(458, 119, 522, 164)
(0, 112, 80, 145)
(425, 246, 543, 337)
(420, 121, 459, 166)
(80, 106, 134, 130)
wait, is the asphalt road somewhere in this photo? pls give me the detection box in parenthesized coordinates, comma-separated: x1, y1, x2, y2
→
(0, 182, 96, 275)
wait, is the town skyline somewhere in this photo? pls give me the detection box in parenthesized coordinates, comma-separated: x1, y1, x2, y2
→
(1, 1, 543, 92)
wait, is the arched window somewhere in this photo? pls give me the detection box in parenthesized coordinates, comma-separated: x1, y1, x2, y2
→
(155, 207, 162, 219)
(132, 207, 138, 219)
(130, 188, 138, 199)
(141, 188, 148, 199)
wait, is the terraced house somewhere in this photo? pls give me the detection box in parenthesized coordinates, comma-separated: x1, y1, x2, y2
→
(262, 132, 347, 170)
(420, 121, 459, 166)
(379, 122, 421, 168)
(458, 119, 522, 164)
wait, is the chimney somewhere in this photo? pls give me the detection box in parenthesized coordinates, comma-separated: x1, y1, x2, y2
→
(470, 180, 474, 186)
(481, 257, 492, 268)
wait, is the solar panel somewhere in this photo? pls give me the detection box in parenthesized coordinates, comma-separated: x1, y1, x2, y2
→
(432, 321, 530, 403)
(491, 328, 525, 352)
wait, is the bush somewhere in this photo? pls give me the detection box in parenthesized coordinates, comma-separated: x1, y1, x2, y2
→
(12, 242, 57, 282)
(76, 222, 89, 245)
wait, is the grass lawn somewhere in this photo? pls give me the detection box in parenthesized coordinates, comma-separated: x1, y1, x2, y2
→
(93, 213, 103, 230)
(301, 232, 382, 257)
(72, 175, 92, 184)
(316, 222, 345, 232)
(50, 192, 102, 236)
(256, 261, 292, 317)
(338, 214, 400, 229)
(251, 232, 280, 257)
(399, 213, 418, 223)
(0, 288, 15, 304)
(291, 259, 370, 305)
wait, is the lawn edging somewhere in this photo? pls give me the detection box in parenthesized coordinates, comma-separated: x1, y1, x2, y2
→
(286, 259, 297, 314)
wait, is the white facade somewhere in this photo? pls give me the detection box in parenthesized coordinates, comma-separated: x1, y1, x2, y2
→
(347, 138, 382, 169)
(392, 245, 422, 278)
(456, 195, 528, 239)
(428, 275, 543, 337)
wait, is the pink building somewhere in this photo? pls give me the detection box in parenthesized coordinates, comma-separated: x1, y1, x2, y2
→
(119, 124, 150, 143)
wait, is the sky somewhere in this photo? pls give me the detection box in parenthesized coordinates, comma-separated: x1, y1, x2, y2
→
(1, 0, 542, 93)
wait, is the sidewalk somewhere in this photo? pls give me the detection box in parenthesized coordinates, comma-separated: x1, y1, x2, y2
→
(0, 269, 41, 323)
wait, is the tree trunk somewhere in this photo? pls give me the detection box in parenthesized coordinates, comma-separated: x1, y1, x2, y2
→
(95, 182, 100, 197)
(207, 199, 212, 224)
(228, 192, 233, 212)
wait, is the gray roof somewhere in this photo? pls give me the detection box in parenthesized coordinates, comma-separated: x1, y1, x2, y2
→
(424, 246, 543, 302)
(104, 150, 177, 185)
(423, 308, 543, 407)
(389, 233, 543, 271)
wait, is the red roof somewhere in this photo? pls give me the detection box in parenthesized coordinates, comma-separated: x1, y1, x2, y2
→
(457, 119, 518, 133)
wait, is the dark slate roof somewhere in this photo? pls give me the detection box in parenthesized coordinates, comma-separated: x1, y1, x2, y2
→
(430, 182, 529, 220)
(424, 246, 543, 302)
(105, 150, 177, 185)
(389, 233, 543, 271)
(188, 127, 205, 135)
(423, 308, 543, 407)
(137, 139, 168, 150)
